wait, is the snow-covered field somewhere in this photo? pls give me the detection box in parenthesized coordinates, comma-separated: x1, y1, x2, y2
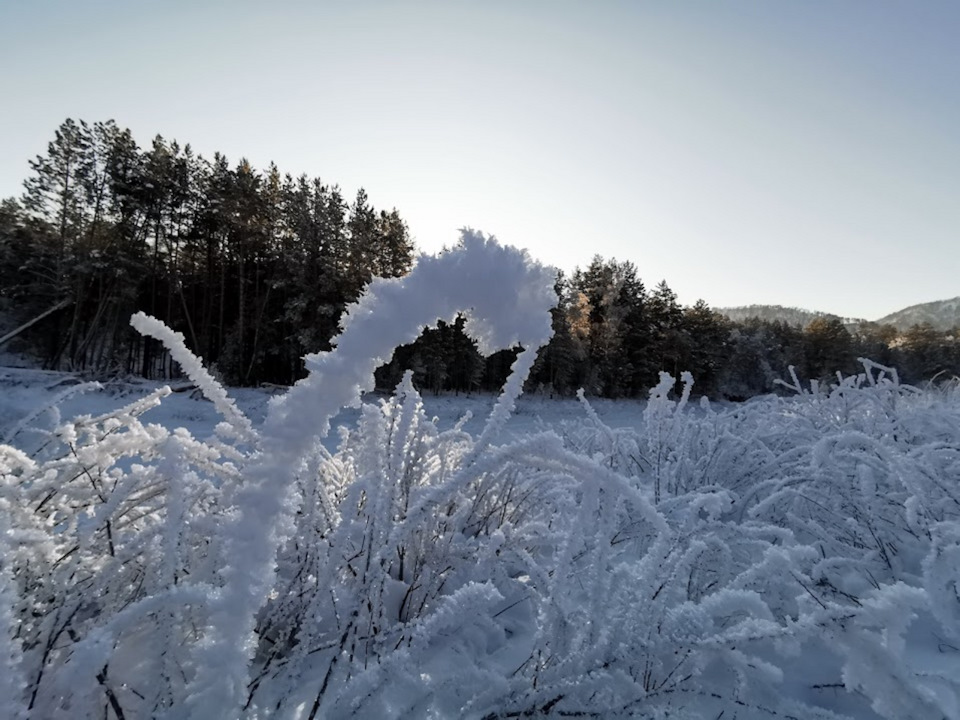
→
(3, 235, 960, 719)
(0, 366, 652, 453)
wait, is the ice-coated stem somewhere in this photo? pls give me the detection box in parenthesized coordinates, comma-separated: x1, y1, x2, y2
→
(183, 230, 557, 719)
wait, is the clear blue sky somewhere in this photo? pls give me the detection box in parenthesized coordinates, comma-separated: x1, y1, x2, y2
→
(2, 1, 958, 319)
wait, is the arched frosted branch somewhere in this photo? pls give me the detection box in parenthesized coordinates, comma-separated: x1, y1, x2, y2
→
(185, 230, 558, 719)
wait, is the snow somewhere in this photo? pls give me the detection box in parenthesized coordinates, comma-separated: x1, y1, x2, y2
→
(0, 367, 652, 452)
(2, 232, 960, 719)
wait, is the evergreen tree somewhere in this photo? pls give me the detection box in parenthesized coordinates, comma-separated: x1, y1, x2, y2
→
(375, 208, 414, 278)
(646, 280, 685, 383)
(802, 316, 856, 382)
(9, 118, 416, 385)
(0, 198, 46, 328)
(529, 271, 580, 396)
(681, 300, 731, 397)
(570, 256, 644, 396)
(21, 118, 90, 290)
(611, 262, 650, 395)
(852, 322, 898, 369)
(897, 323, 958, 383)
(345, 187, 378, 298)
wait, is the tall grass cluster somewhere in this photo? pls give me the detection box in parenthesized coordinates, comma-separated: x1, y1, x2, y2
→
(2, 235, 959, 719)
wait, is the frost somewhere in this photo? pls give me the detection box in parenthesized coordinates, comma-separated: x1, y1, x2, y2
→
(2, 236, 960, 719)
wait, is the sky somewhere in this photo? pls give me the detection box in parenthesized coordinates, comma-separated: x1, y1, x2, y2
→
(1, 1, 958, 320)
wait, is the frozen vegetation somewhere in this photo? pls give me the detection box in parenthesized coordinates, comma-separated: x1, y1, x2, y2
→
(2, 232, 960, 719)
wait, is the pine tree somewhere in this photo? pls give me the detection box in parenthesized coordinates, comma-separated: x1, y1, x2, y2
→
(897, 322, 957, 383)
(610, 261, 649, 395)
(21, 118, 91, 290)
(646, 280, 685, 388)
(529, 271, 580, 396)
(11, 118, 416, 385)
(374, 208, 414, 278)
(681, 300, 730, 397)
(345, 187, 378, 298)
(0, 199, 44, 328)
(802, 316, 855, 381)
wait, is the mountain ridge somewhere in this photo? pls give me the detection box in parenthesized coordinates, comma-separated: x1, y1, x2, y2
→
(874, 297, 960, 331)
(718, 297, 960, 332)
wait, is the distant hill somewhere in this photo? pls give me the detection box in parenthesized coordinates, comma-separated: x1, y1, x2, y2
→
(874, 297, 960, 332)
(717, 305, 849, 328)
(718, 298, 960, 333)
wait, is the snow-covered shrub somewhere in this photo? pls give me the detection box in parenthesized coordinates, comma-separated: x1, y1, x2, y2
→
(0, 376, 241, 719)
(3, 231, 960, 719)
(551, 360, 960, 718)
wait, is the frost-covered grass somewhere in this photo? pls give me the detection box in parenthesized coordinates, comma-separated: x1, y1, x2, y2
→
(2, 233, 960, 719)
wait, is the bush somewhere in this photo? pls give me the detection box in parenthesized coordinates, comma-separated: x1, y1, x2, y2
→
(3, 234, 960, 719)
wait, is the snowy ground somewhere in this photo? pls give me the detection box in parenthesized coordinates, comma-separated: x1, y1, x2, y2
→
(0, 365, 654, 450)
(5, 360, 959, 720)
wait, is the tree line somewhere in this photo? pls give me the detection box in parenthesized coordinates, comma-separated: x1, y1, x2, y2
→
(0, 118, 413, 385)
(2, 118, 959, 396)
(379, 256, 960, 399)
